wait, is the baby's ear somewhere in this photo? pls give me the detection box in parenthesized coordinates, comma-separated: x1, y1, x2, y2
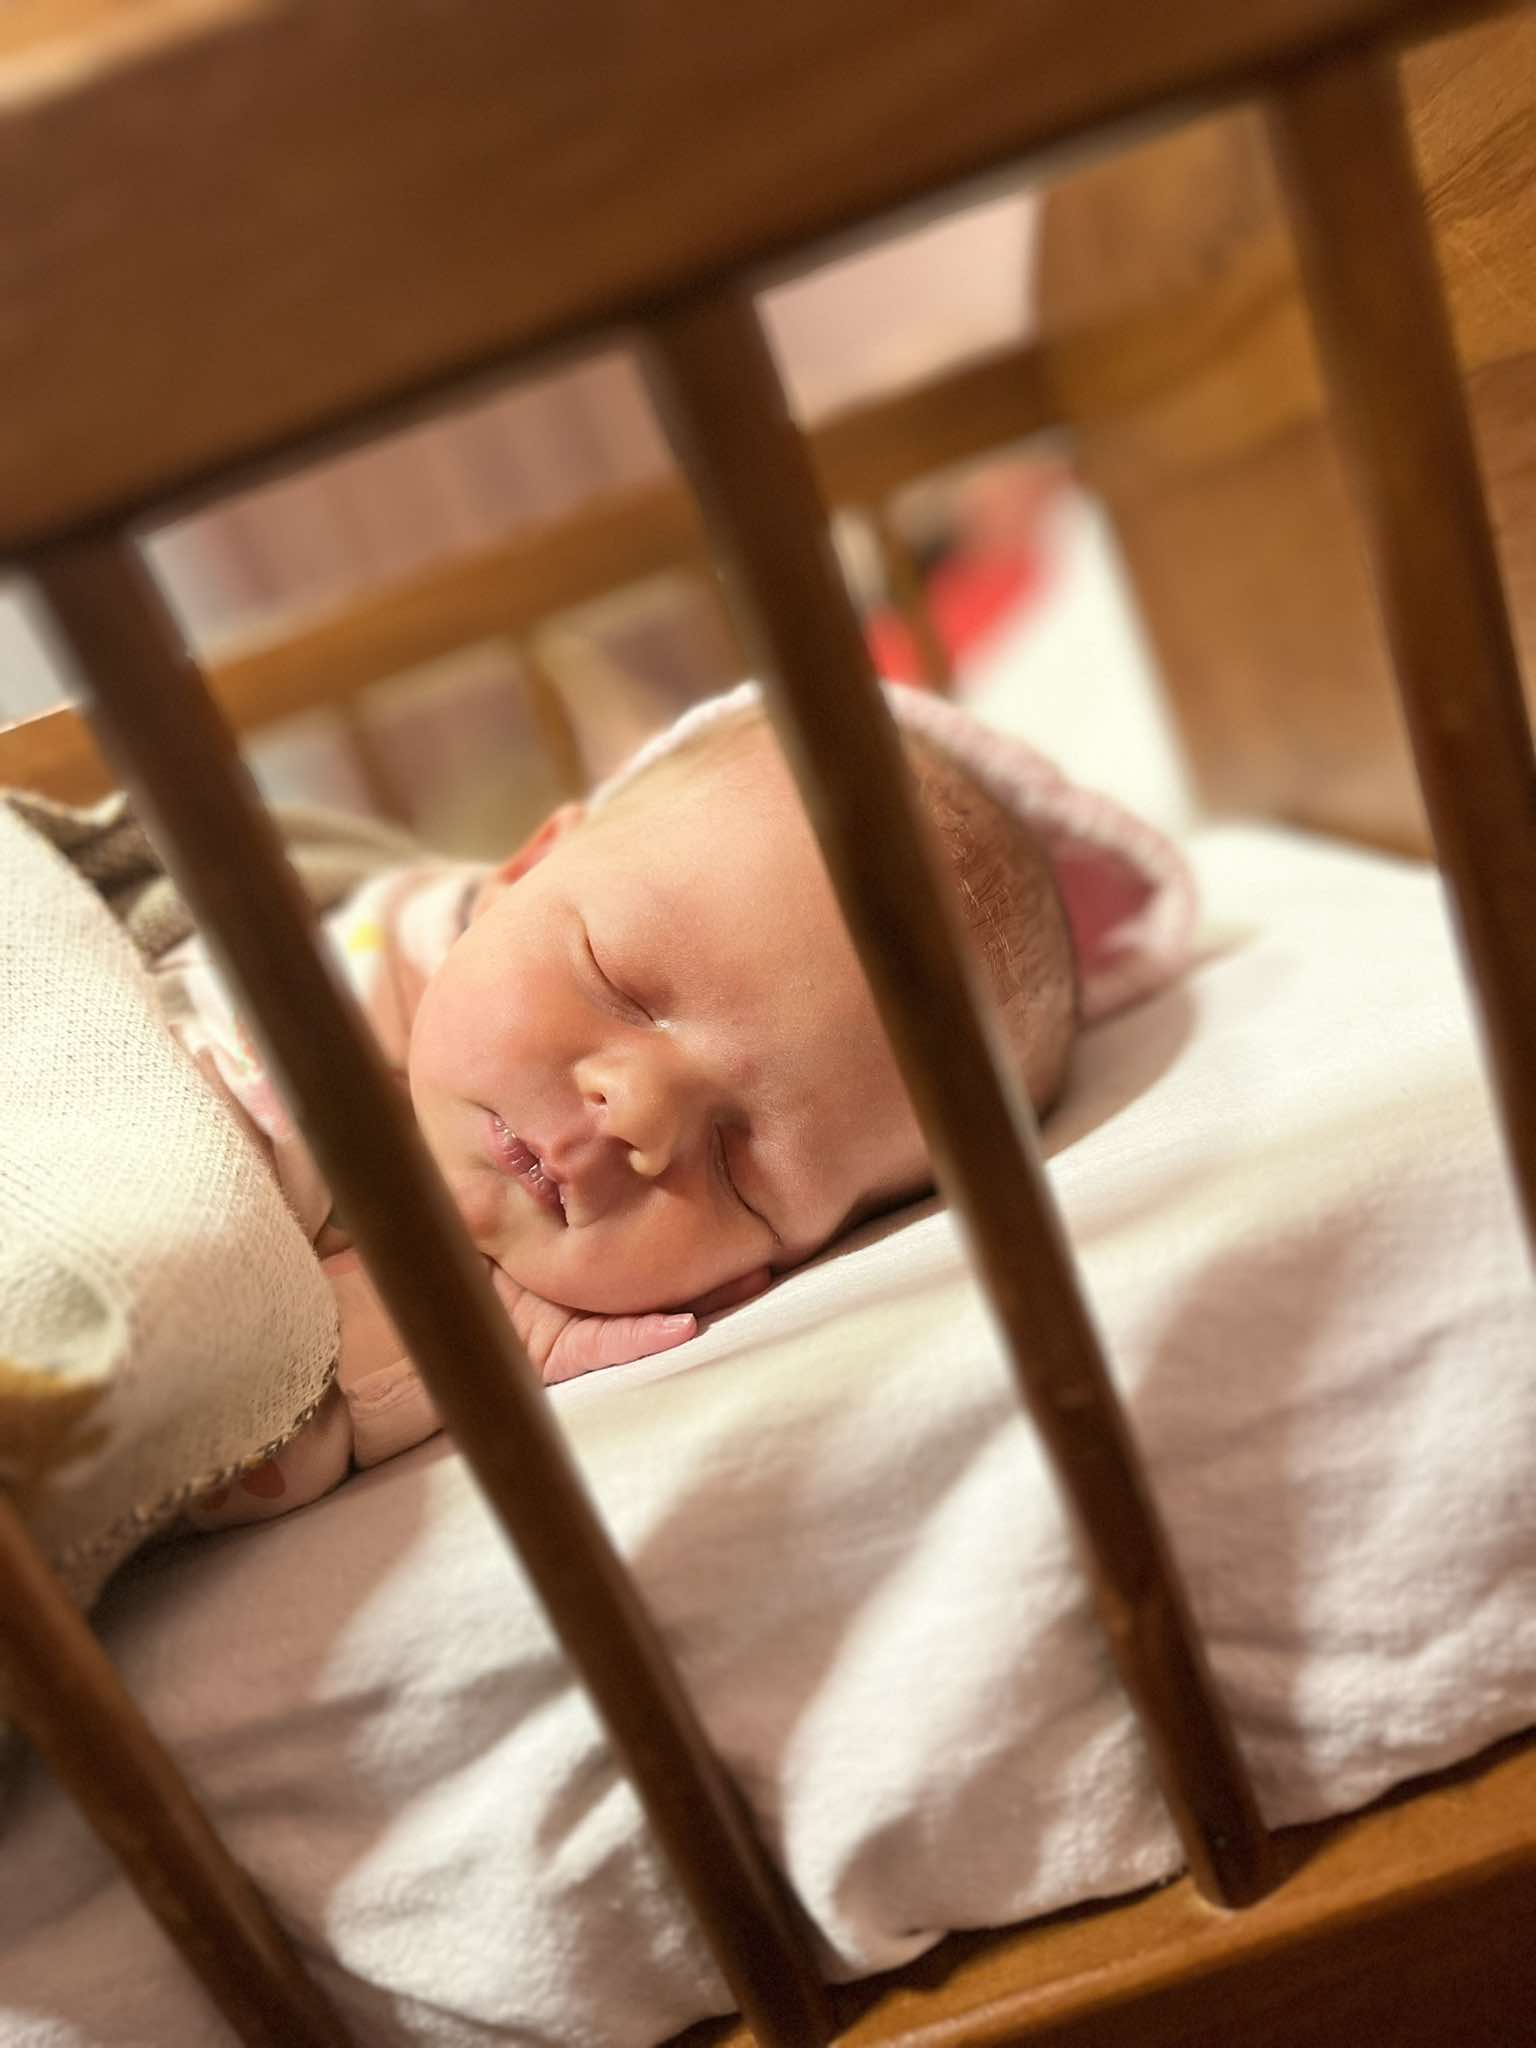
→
(469, 802, 586, 920)
(492, 801, 586, 887)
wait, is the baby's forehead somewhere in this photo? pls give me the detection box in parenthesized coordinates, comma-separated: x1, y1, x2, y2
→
(596, 735, 822, 886)
(599, 714, 781, 812)
(586, 786, 867, 996)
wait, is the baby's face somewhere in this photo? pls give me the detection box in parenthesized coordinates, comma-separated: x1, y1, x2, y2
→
(408, 733, 927, 1315)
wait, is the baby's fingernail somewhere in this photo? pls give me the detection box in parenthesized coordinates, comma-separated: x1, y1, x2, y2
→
(662, 1314, 694, 1331)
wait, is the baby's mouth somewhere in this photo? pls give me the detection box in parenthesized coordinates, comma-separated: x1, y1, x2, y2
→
(487, 1114, 568, 1224)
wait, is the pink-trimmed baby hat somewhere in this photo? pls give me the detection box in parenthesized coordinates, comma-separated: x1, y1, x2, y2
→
(591, 680, 1197, 1025)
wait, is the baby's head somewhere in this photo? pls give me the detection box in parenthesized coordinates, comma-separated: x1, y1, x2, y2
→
(407, 702, 1076, 1316)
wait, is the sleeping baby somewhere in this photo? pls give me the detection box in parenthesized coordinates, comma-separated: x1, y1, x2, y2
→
(166, 682, 1193, 1526)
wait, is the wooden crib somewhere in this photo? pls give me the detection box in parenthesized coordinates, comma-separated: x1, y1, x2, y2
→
(1, 2, 1534, 2044)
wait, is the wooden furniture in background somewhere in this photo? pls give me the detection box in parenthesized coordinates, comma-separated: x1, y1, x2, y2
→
(1035, 7, 1536, 855)
(2, 338, 1056, 806)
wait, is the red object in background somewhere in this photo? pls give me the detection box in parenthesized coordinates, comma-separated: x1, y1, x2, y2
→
(866, 459, 1075, 687)
(865, 544, 1044, 686)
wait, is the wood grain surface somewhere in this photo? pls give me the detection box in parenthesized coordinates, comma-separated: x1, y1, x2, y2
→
(0, 0, 1498, 551)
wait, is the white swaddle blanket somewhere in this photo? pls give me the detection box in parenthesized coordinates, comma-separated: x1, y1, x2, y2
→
(0, 823, 1533, 2046)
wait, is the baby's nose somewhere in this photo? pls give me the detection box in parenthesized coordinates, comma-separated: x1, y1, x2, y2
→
(625, 1135, 671, 1179)
(576, 1044, 700, 1179)
(613, 1080, 689, 1180)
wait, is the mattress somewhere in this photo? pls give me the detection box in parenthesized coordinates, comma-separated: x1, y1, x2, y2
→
(1, 821, 1532, 2046)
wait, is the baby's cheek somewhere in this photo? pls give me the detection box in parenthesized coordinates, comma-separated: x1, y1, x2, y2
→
(440, 1160, 506, 1246)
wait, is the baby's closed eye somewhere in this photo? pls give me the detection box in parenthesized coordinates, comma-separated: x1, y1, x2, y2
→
(713, 1123, 779, 1242)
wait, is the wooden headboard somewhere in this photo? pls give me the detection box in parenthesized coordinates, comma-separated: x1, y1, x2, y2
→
(1035, 8, 1536, 855)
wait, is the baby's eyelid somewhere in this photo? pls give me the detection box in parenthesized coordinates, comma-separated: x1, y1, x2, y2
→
(583, 928, 651, 1021)
(714, 1124, 780, 1244)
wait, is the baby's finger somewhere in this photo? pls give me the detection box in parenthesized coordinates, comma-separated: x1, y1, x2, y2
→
(543, 1310, 696, 1385)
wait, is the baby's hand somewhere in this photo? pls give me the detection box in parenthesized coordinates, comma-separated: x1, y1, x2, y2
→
(185, 1258, 773, 1529)
(487, 1263, 770, 1386)
(488, 1265, 692, 1385)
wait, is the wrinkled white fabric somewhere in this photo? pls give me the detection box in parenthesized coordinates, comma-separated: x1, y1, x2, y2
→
(1, 824, 1532, 2046)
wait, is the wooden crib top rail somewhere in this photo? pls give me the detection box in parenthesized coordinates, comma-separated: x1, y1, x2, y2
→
(0, 0, 1494, 556)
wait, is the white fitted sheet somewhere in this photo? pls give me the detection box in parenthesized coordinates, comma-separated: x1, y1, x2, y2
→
(1, 822, 1533, 2047)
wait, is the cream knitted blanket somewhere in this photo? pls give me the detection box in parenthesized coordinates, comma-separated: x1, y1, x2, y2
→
(0, 793, 413, 1610)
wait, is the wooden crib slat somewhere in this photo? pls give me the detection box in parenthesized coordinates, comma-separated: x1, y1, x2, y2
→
(27, 532, 832, 2048)
(0, 1497, 356, 2048)
(641, 287, 1272, 1911)
(1268, 50, 1536, 1263)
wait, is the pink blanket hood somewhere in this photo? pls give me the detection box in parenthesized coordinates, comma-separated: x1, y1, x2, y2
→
(591, 680, 1197, 1026)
